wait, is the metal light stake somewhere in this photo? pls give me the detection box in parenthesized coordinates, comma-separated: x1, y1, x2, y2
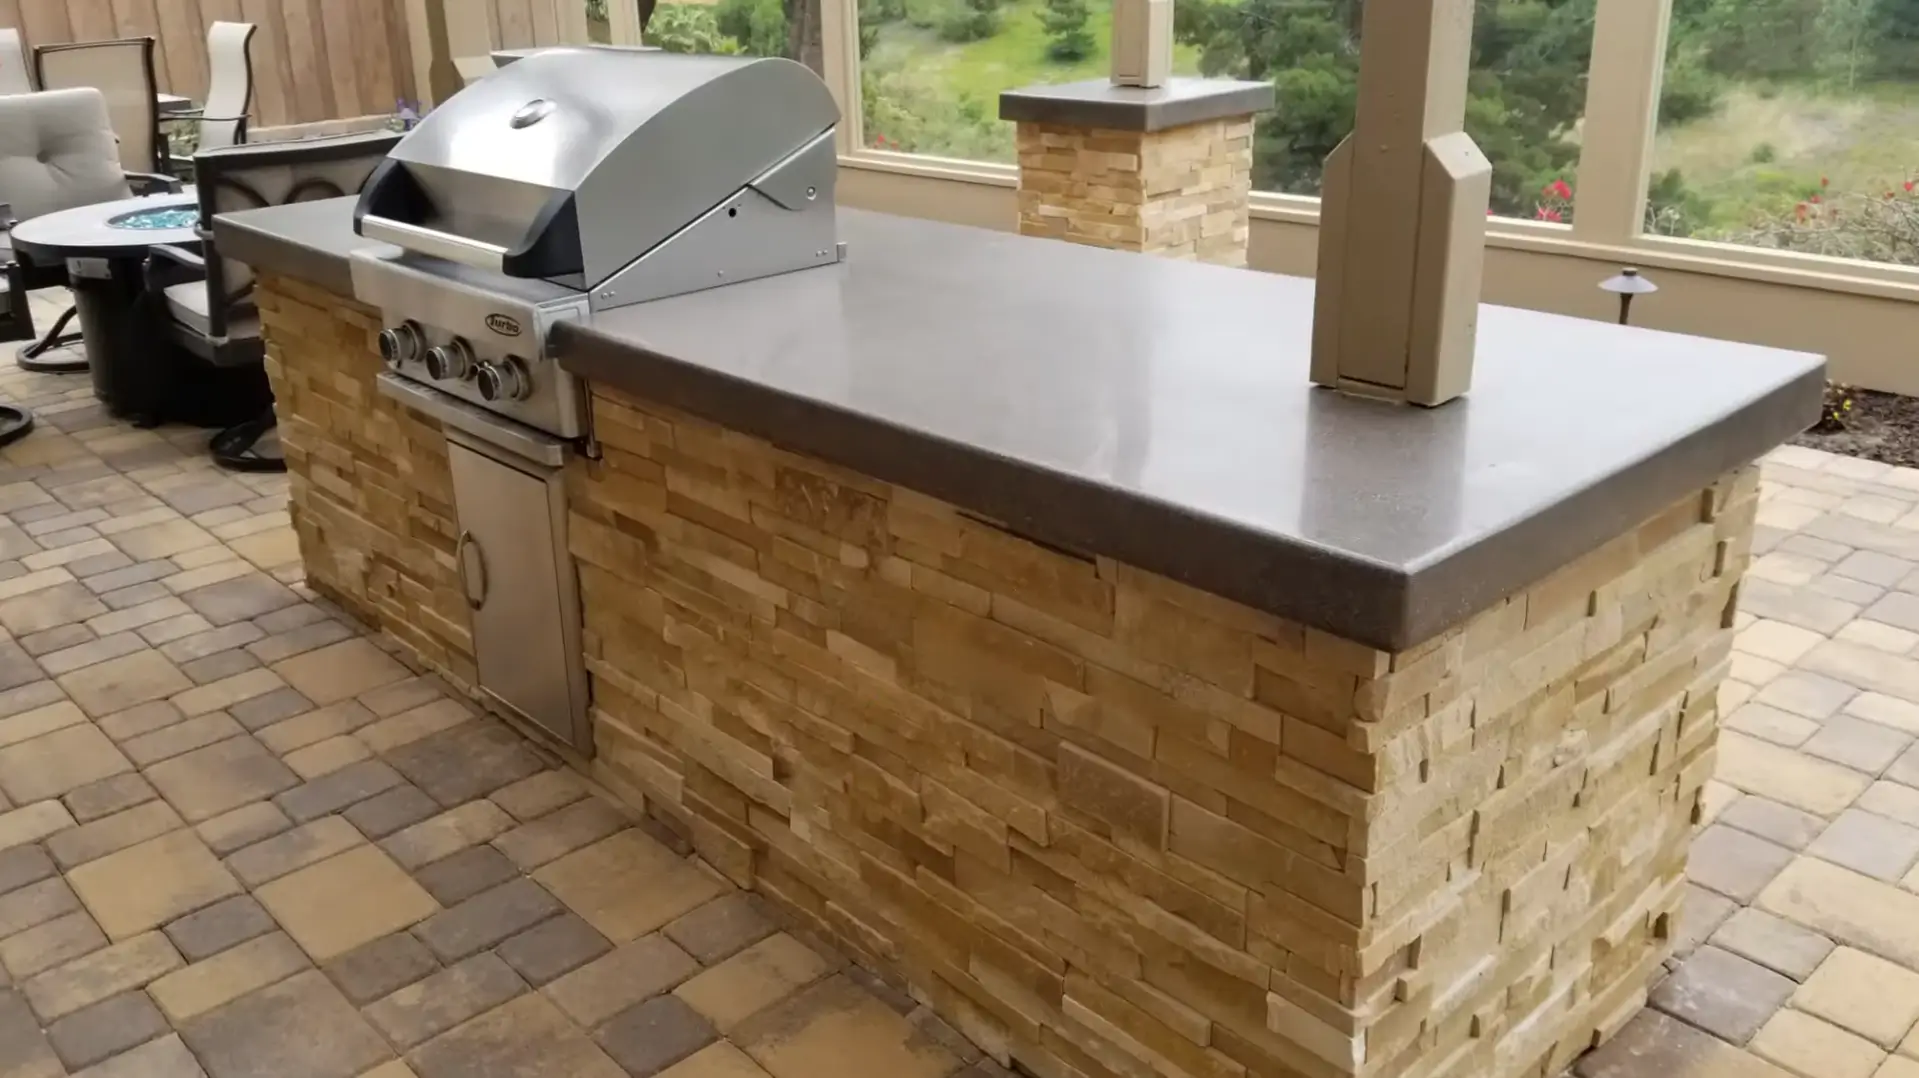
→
(1600, 267, 1658, 325)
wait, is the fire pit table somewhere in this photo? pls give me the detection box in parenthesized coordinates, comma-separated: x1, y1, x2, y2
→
(11, 189, 265, 427)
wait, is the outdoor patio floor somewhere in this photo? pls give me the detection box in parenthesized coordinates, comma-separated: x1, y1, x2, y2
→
(0, 303, 1913, 1077)
(0, 309, 990, 1078)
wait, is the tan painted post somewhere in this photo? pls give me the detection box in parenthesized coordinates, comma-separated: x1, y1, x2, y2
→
(1310, 0, 1492, 407)
(1574, 0, 1675, 243)
(1111, 0, 1172, 87)
(822, 0, 865, 151)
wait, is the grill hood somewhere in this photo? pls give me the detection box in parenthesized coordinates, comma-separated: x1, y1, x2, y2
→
(353, 48, 840, 293)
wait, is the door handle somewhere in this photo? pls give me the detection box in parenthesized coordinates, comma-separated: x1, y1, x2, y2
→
(456, 530, 489, 610)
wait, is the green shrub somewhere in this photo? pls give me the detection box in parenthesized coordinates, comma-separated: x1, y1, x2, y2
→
(861, 65, 1009, 159)
(935, 0, 1000, 42)
(1039, 0, 1095, 61)
(1728, 180, 1919, 264)
(1749, 142, 1778, 164)
(715, 0, 787, 56)
(646, 3, 744, 53)
(1659, 44, 1723, 125)
(1816, 381, 1857, 432)
(1645, 168, 1721, 237)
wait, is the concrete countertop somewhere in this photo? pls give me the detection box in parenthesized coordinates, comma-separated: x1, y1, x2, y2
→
(216, 198, 393, 298)
(213, 200, 1823, 649)
(999, 78, 1275, 132)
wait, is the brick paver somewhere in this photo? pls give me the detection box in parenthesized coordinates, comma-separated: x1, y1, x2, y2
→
(0, 321, 988, 1077)
(0, 306, 1913, 1077)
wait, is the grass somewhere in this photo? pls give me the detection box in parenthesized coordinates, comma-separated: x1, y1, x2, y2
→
(1653, 80, 1919, 231)
(861, 0, 1201, 160)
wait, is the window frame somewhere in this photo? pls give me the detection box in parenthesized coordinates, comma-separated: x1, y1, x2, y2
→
(823, 0, 1919, 300)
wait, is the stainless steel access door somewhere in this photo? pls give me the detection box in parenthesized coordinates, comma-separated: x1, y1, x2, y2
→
(446, 431, 592, 754)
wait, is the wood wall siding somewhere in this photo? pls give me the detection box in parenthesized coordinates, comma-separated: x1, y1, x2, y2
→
(462, 0, 585, 53)
(2, 0, 415, 126)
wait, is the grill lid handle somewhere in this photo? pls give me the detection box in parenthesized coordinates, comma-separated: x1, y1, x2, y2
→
(353, 157, 586, 280)
(361, 215, 507, 273)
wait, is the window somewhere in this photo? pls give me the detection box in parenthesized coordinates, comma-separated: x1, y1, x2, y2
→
(643, 0, 827, 75)
(1650, 0, 1919, 263)
(856, 0, 1132, 160)
(1172, 0, 1595, 222)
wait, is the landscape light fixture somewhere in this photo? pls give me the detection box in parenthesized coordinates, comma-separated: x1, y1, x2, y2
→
(1600, 267, 1658, 325)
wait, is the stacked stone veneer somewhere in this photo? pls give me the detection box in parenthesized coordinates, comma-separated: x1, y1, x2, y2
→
(257, 275, 476, 687)
(568, 382, 1759, 1078)
(1014, 117, 1254, 265)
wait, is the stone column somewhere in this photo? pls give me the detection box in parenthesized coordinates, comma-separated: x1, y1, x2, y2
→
(998, 80, 1273, 266)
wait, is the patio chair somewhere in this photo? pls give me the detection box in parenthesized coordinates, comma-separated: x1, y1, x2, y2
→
(34, 38, 164, 176)
(144, 130, 401, 470)
(166, 22, 257, 157)
(0, 29, 33, 96)
(0, 87, 180, 370)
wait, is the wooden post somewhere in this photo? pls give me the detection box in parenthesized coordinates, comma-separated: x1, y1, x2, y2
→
(401, 0, 467, 107)
(1310, 0, 1491, 407)
(608, 0, 646, 44)
(555, 0, 592, 45)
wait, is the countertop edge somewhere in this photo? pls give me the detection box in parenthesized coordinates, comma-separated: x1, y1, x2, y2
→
(558, 323, 1413, 644)
(560, 323, 1816, 651)
(211, 212, 357, 298)
(1398, 364, 1824, 645)
(215, 198, 1823, 649)
(997, 78, 1277, 133)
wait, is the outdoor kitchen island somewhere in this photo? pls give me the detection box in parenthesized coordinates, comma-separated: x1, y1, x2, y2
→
(216, 198, 1821, 1078)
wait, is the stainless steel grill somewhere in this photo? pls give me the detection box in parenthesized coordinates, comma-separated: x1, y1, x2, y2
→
(341, 48, 842, 756)
(348, 46, 843, 440)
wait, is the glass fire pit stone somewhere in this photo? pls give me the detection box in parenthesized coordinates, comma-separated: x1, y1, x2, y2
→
(107, 206, 199, 231)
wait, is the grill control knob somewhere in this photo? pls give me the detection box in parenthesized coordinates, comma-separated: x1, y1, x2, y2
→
(423, 338, 475, 382)
(476, 358, 532, 403)
(377, 321, 425, 365)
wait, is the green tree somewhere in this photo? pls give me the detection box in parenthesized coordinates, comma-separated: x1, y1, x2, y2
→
(710, 0, 825, 73)
(1171, 0, 1596, 215)
(1818, 0, 1881, 87)
(1877, 0, 1919, 75)
(1171, 0, 1359, 193)
(1040, 0, 1095, 62)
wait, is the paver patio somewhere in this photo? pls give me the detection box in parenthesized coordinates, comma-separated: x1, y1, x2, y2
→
(0, 297, 1913, 1077)
(0, 305, 995, 1078)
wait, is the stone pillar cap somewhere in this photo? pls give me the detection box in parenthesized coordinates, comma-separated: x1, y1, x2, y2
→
(998, 77, 1274, 132)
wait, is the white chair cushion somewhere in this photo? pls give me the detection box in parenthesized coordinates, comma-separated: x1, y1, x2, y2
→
(164, 282, 258, 340)
(0, 89, 132, 223)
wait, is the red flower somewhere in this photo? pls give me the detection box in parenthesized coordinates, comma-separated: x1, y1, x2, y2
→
(1534, 206, 1564, 223)
(1906, 180, 1915, 192)
(1821, 176, 1830, 188)
(1810, 194, 1822, 204)
(1796, 202, 1809, 219)
(1551, 179, 1572, 200)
